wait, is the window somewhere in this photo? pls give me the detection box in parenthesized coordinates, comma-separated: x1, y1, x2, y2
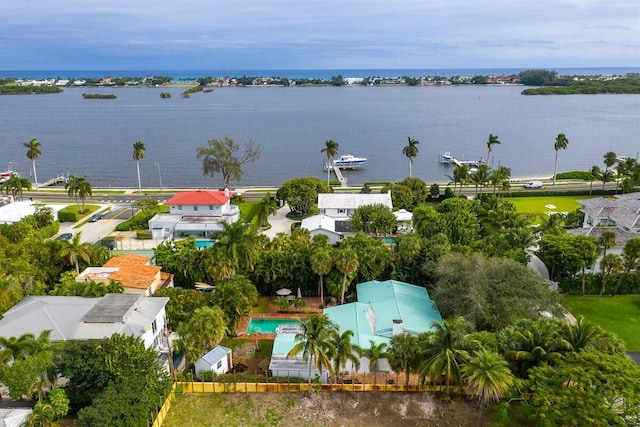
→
(177, 205, 182, 211)
(216, 360, 222, 369)
(209, 205, 214, 210)
(151, 320, 157, 334)
(337, 209, 346, 214)
(194, 205, 198, 211)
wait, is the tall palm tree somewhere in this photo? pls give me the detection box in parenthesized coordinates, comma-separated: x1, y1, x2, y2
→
(256, 193, 278, 227)
(462, 349, 514, 427)
(420, 317, 477, 396)
(24, 138, 42, 191)
(603, 151, 618, 171)
(288, 314, 338, 390)
(321, 139, 339, 186)
(489, 165, 511, 195)
(589, 165, 601, 195)
(132, 140, 146, 192)
(309, 246, 333, 307)
(402, 137, 419, 178)
(446, 164, 469, 195)
(362, 340, 388, 384)
(485, 134, 500, 165)
(387, 333, 418, 386)
(612, 237, 640, 296)
(65, 175, 80, 206)
(600, 169, 614, 192)
(334, 248, 359, 305)
(470, 164, 490, 197)
(58, 232, 91, 274)
(330, 330, 361, 383)
(76, 177, 92, 213)
(216, 220, 258, 274)
(552, 133, 569, 185)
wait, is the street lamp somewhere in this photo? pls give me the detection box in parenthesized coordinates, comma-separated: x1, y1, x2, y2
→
(154, 163, 163, 193)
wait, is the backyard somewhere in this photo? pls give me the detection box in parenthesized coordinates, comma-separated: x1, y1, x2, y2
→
(564, 295, 640, 351)
(504, 194, 591, 223)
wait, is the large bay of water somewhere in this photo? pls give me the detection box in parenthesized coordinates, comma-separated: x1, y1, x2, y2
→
(1, 85, 638, 189)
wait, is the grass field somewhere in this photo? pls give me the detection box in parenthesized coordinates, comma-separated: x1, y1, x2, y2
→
(504, 195, 595, 224)
(563, 295, 640, 351)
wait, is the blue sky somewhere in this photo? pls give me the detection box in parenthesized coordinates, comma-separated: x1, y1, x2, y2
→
(1, 0, 638, 70)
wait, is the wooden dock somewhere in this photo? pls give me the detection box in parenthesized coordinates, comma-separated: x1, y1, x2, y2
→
(332, 166, 348, 187)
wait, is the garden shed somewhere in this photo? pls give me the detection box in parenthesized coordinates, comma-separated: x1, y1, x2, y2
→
(195, 345, 233, 379)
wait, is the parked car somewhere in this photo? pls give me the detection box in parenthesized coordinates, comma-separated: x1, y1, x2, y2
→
(58, 233, 73, 240)
(89, 213, 104, 222)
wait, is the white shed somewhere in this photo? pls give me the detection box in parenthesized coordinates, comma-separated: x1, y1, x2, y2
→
(195, 345, 233, 378)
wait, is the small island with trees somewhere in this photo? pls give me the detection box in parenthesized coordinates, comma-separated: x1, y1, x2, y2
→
(82, 93, 117, 99)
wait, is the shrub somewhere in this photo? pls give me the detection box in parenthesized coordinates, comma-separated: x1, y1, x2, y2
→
(57, 210, 79, 222)
(136, 230, 152, 240)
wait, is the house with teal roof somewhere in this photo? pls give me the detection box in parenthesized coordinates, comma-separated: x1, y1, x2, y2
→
(323, 279, 442, 373)
(268, 280, 442, 382)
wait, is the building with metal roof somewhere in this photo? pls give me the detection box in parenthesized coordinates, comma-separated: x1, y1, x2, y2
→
(0, 294, 169, 353)
(195, 345, 233, 379)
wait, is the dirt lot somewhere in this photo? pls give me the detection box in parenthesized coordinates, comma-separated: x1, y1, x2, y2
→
(162, 391, 485, 427)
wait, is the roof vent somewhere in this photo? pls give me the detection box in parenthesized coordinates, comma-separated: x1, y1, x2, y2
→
(392, 319, 404, 336)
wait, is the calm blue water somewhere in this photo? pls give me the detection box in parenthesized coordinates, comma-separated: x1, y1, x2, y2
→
(247, 318, 300, 334)
(0, 83, 638, 188)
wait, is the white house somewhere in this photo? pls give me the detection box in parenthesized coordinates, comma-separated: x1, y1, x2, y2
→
(317, 192, 393, 219)
(148, 189, 240, 239)
(195, 345, 233, 379)
(300, 214, 350, 245)
(0, 294, 170, 354)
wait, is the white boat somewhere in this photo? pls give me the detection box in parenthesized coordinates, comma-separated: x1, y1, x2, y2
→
(440, 152, 455, 164)
(0, 171, 14, 183)
(330, 155, 367, 169)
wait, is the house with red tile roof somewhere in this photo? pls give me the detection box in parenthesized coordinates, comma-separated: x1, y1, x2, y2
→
(148, 189, 240, 239)
(76, 253, 174, 296)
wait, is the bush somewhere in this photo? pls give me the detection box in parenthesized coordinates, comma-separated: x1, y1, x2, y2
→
(136, 230, 152, 240)
(40, 221, 60, 238)
(57, 210, 79, 222)
(555, 171, 594, 181)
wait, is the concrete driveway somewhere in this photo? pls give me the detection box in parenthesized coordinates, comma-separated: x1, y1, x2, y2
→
(261, 205, 294, 239)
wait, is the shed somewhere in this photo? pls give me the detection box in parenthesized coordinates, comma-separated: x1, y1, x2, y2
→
(195, 345, 232, 378)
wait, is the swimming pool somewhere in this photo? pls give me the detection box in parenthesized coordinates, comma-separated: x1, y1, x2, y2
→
(380, 237, 397, 245)
(195, 239, 216, 249)
(247, 318, 300, 334)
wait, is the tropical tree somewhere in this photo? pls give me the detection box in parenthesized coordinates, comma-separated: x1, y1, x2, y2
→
(573, 235, 599, 296)
(0, 173, 31, 200)
(334, 248, 359, 305)
(196, 137, 261, 188)
(58, 232, 91, 274)
(211, 275, 258, 333)
(446, 164, 469, 195)
(287, 314, 338, 390)
(598, 230, 617, 256)
(420, 317, 477, 396)
(256, 193, 279, 227)
(603, 151, 617, 171)
(552, 133, 569, 185)
(485, 133, 500, 165)
(561, 316, 623, 354)
(612, 237, 640, 296)
(214, 220, 258, 274)
(469, 164, 490, 197)
(175, 306, 226, 368)
(329, 330, 360, 383)
(589, 165, 601, 195)
(462, 349, 515, 426)
(132, 141, 146, 192)
(489, 165, 511, 195)
(402, 137, 419, 178)
(309, 246, 333, 307)
(387, 333, 419, 386)
(24, 138, 42, 191)
(75, 177, 92, 213)
(349, 203, 396, 236)
(321, 139, 339, 185)
(361, 340, 388, 384)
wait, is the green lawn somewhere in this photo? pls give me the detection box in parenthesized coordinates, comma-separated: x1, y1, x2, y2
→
(563, 295, 640, 351)
(251, 297, 269, 314)
(504, 195, 595, 224)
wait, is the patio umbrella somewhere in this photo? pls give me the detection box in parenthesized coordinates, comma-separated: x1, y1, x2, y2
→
(276, 288, 292, 296)
(297, 287, 302, 299)
(545, 204, 557, 210)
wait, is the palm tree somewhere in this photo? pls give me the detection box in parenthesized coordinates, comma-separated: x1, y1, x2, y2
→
(485, 134, 500, 165)
(330, 330, 360, 383)
(598, 230, 617, 256)
(334, 248, 359, 305)
(321, 139, 339, 186)
(288, 314, 338, 390)
(0, 173, 31, 200)
(176, 306, 226, 368)
(387, 333, 418, 386)
(420, 316, 477, 396)
(24, 138, 42, 191)
(362, 340, 388, 384)
(75, 177, 92, 213)
(462, 349, 515, 427)
(470, 164, 490, 197)
(612, 237, 640, 296)
(489, 165, 511, 195)
(65, 175, 79, 206)
(552, 133, 569, 185)
(309, 246, 333, 307)
(446, 164, 469, 195)
(600, 169, 614, 192)
(58, 232, 91, 274)
(0, 332, 36, 362)
(402, 137, 419, 178)
(603, 151, 617, 171)
(256, 193, 278, 227)
(589, 165, 601, 195)
(132, 140, 146, 192)
(216, 220, 258, 274)
(560, 316, 618, 353)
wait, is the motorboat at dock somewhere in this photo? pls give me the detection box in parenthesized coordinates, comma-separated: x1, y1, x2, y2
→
(324, 154, 367, 170)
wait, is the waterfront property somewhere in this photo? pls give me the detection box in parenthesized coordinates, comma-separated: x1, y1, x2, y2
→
(148, 189, 240, 239)
(317, 192, 393, 219)
(268, 324, 329, 382)
(76, 253, 174, 296)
